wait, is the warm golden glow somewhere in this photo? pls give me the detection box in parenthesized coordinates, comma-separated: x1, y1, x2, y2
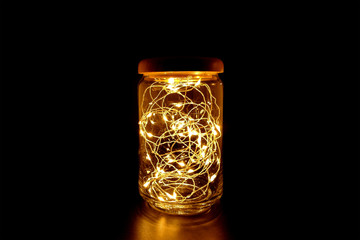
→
(123, 201, 230, 240)
(138, 76, 222, 205)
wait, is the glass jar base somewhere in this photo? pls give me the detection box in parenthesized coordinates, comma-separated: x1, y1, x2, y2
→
(141, 193, 222, 216)
(149, 202, 211, 215)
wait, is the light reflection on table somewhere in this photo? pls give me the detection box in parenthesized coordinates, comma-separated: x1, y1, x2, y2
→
(123, 200, 232, 240)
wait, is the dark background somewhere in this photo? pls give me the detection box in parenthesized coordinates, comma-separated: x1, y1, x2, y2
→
(3, 2, 358, 240)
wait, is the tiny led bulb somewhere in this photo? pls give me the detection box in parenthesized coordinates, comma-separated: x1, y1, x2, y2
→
(166, 191, 177, 199)
(212, 127, 218, 135)
(215, 124, 221, 132)
(168, 78, 175, 84)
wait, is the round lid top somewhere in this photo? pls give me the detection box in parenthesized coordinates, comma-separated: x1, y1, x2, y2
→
(138, 57, 224, 74)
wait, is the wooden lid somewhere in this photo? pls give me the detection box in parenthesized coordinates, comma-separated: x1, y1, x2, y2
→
(138, 57, 224, 74)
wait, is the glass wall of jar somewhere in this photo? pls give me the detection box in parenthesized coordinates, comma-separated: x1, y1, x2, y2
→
(137, 57, 224, 215)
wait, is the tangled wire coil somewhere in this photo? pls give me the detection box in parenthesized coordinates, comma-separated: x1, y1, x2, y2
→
(139, 77, 222, 203)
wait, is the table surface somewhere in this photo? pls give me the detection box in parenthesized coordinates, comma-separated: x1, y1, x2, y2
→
(119, 199, 232, 240)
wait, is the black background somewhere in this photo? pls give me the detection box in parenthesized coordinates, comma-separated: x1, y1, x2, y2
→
(2, 2, 358, 240)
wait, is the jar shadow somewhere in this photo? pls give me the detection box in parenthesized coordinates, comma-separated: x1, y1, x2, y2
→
(123, 200, 232, 240)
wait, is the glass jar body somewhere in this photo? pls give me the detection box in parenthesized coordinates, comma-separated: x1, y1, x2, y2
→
(138, 72, 223, 215)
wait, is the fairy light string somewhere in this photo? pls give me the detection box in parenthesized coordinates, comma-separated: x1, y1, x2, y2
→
(139, 76, 221, 203)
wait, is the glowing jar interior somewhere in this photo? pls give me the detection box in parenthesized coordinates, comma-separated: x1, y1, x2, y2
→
(138, 63, 223, 215)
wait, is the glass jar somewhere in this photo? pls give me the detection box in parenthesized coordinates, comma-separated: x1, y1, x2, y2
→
(137, 57, 224, 215)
